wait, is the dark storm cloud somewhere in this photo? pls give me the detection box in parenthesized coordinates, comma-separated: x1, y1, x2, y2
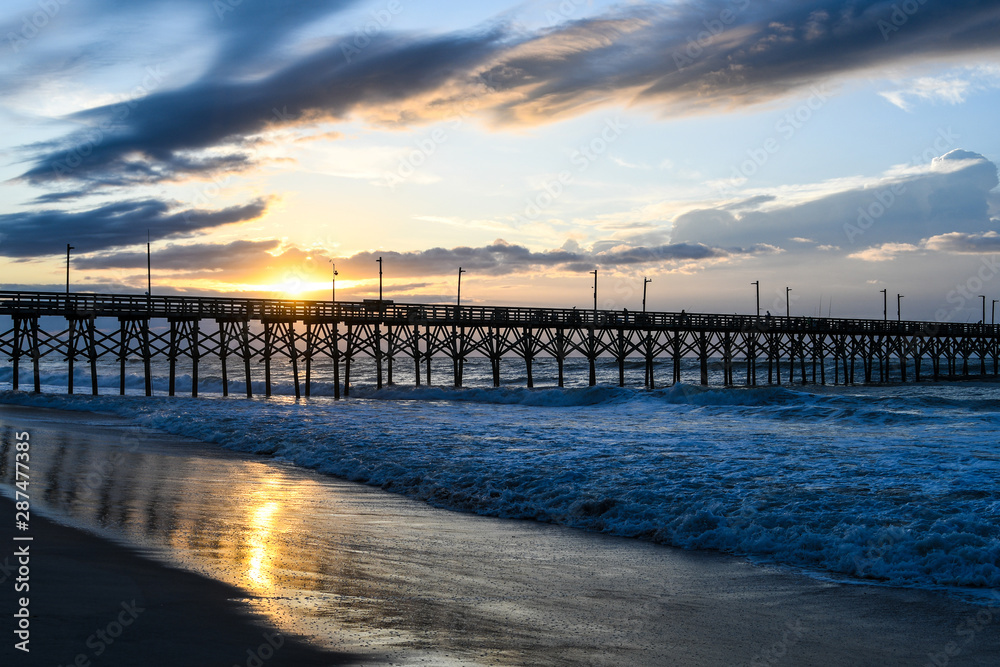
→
(0, 198, 268, 257)
(16, 1, 1000, 189)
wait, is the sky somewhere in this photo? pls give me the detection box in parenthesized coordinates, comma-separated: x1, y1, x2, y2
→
(1, 0, 999, 322)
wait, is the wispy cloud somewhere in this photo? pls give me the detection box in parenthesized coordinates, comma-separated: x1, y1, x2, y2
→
(13, 0, 1000, 195)
(877, 66, 1000, 111)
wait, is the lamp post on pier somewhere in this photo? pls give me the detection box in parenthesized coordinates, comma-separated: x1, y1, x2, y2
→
(376, 256, 383, 301)
(785, 287, 791, 318)
(880, 288, 887, 321)
(897, 294, 903, 321)
(751, 281, 760, 316)
(457, 267, 466, 307)
(642, 277, 651, 313)
(65, 243, 74, 295)
(979, 295, 986, 324)
(993, 299, 997, 326)
(590, 269, 598, 314)
(329, 260, 338, 303)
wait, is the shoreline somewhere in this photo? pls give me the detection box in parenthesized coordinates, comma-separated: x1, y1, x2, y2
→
(2, 402, 1000, 665)
(0, 494, 362, 666)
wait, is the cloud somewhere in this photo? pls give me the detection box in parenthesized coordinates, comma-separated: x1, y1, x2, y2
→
(73, 239, 281, 270)
(70, 236, 773, 284)
(878, 66, 1000, 111)
(328, 238, 763, 277)
(722, 195, 777, 211)
(924, 231, 1000, 253)
(670, 150, 999, 252)
(847, 230, 1000, 261)
(14, 1, 1000, 192)
(879, 75, 973, 111)
(0, 198, 269, 257)
(481, 0, 1000, 123)
(846, 242, 921, 262)
(18, 28, 506, 188)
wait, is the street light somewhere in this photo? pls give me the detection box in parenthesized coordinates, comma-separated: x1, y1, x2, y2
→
(880, 288, 887, 321)
(642, 277, 652, 313)
(65, 243, 74, 295)
(897, 294, 903, 321)
(979, 295, 986, 324)
(590, 269, 598, 313)
(333, 262, 339, 302)
(993, 299, 998, 326)
(751, 281, 760, 316)
(376, 256, 383, 301)
(785, 287, 791, 318)
(457, 267, 466, 307)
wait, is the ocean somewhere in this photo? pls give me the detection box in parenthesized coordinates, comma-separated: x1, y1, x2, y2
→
(1, 354, 999, 602)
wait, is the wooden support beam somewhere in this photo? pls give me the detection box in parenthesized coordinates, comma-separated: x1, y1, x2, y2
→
(386, 324, 394, 387)
(424, 326, 431, 386)
(412, 324, 421, 387)
(12, 315, 42, 393)
(242, 320, 253, 398)
(557, 329, 565, 388)
(452, 325, 461, 388)
(799, 335, 807, 386)
(304, 323, 313, 398)
(699, 331, 708, 386)
(343, 324, 353, 397)
(87, 317, 98, 396)
(588, 327, 597, 387)
(286, 322, 300, 399)
(118, 317, 151, 396)
(219, 322, 230, 398)
(672, 330, 681, 385)
(375, 322, 383, 390)
(67, 317, 76, 394)
(264, 323, 273, 398)
(524, 327, 534, 389)
(332, 323, 341, 400)
(645, 330, 655, 389)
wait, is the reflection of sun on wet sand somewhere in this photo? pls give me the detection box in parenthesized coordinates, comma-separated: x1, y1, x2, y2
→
(247, 499, 280, 590)
(2, 403, 1000, 666)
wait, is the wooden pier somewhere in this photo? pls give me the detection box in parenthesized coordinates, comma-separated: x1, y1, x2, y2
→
(2, 290, 998, 397)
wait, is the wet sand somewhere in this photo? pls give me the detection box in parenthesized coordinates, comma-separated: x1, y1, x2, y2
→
(1, 402, 999, 666)
(0, 496, 361, 666)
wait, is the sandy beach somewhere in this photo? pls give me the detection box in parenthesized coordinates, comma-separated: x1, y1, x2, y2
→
(1, 402, 998, 666)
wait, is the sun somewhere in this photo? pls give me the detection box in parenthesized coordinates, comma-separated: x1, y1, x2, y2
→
(281, 278, 308, 298)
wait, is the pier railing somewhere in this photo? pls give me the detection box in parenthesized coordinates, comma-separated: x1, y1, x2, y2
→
(2, 290, 997, 336)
